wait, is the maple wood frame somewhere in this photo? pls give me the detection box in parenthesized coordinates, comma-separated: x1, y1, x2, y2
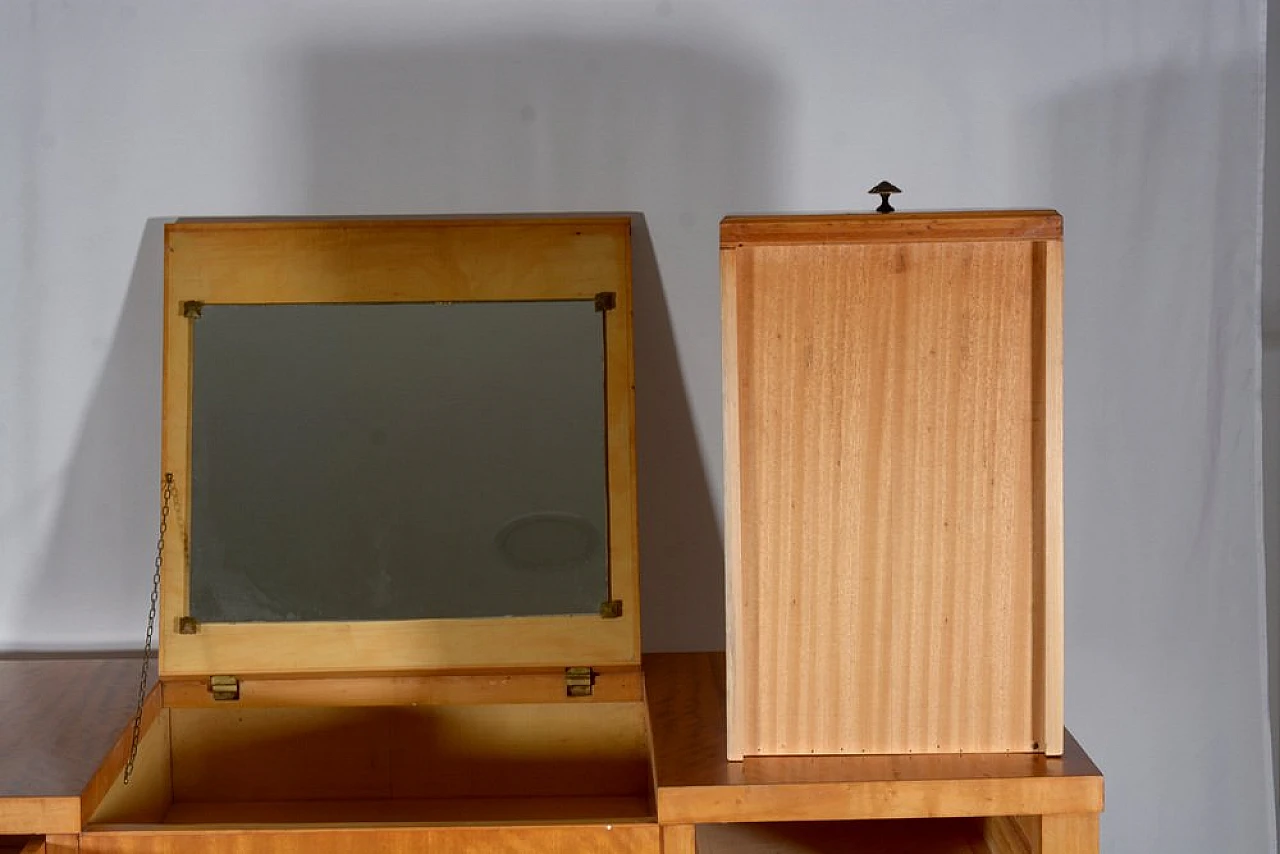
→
(157, 217, 640, 678)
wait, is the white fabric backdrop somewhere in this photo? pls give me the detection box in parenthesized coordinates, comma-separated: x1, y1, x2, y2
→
(0, 1, 1271, 850)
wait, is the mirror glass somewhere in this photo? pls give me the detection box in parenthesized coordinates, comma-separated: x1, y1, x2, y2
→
(188, 301, 609, 623)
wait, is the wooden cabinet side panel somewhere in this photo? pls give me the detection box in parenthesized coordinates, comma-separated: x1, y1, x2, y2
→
(85, 706, 172, 826)
(1001, 814, 1100, 854)
(722, 245, 746, 762)
(1038, 814, 1099, 854)
(1033, 239, 1065, 756)
(80, 825, 659, 854)
(731, 239, 1041, 756)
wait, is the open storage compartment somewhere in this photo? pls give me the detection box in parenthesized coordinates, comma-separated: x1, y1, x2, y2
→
(79, 217, 658, 853)
(695, 817, 1046, 853)
(90, 700, 654, 827)
(84, 696, 656, 847)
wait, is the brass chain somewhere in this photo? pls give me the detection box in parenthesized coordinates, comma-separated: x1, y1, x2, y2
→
(124, 473, 173, 785)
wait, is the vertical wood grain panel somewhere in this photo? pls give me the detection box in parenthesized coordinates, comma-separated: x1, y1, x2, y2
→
(1038, 814, 1100, 854)
(731, 239, 1041, 755)
(660, 824, 696, 854)
(1037, 240, 1065, 757)
(722, 245, 745, 762)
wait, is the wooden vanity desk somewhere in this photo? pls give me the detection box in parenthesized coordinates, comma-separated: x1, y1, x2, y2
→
(0, 214, 1102, 853)
(0, 652, 1103, 852)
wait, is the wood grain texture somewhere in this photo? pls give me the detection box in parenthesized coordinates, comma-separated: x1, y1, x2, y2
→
(161, 668, 642, 708)
(159, 618, 638, 679)
(1037, 814, 1100, 854)
(659, 825, 695, 854)
(723, 215, 1065, 757)
(721, 245, 746, 763)
(85, 705, 171, 825)
(159, 217, 640, 678)
(1035, 239, 1066, 757)
(155, 796, 653, 827)
(645, 653, 1101, 825)
(80, 824, 659, 854)
(984, 815, 1032, 854)
(721, 211, 1062, 247)
(165, 702, 650, 803)
(0, 657, 147, 834)
(165, 217, 630, 303)
(733, 239, 1035, 754)
(696, 819, 991, 853)
(169, 707, 390, 803)
(389, 703, 650, 800)
(42, 837, 77, 854)
(0, 802, 79, 839)
(81, 684, 167, 826)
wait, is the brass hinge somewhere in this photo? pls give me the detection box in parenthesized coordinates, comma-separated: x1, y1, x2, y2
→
(565, 666, 596, 698)
(177, 616, 199, 634)
(594, 292, 616, 312)
(208, 675, 240, 701)
(599, 599, 623, 619)
(181, 300, 204, 319)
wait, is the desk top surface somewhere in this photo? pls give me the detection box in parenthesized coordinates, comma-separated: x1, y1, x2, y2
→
(0, 656, 145, 835)
(0, 651, 1102, 833)
(0, 657, 142, 798)
(643, 652, 1103, 824)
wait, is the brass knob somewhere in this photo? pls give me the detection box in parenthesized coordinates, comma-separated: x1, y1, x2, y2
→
(869, 181, 902, 213)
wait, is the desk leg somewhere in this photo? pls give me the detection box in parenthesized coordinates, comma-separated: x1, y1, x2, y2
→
(986, 815, 1099, 854)
(1040, 814, 1099, 854)
(661, 824, 696, 854)
(44, 835, 79, 854)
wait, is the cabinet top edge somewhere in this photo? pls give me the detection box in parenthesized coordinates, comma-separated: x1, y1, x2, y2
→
(167, 214, 634, 232)
(720, 210, 1062, 247)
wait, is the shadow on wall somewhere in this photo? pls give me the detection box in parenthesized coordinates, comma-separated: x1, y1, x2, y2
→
(1027, 56, 1265, 854)
(18, 33, 783, 655)
(15, 219, 167, 652)
(296, 37, 784, 651)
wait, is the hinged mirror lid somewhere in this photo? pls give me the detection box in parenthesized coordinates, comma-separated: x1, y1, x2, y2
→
(157, 216, 639, 679)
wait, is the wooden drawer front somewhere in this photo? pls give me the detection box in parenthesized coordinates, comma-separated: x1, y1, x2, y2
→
(722, 215, 1065, 759)
(81, 824, 661, 853)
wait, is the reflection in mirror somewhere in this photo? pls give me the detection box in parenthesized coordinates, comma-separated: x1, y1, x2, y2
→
(188, 301, 608, 623)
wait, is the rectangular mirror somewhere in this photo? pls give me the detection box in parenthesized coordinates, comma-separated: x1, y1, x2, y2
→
(189, 300, 609, 623)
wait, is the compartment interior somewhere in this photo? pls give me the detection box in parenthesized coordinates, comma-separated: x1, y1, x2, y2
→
(696, 818, 1032, 854)
(87, 701, 654, 829)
